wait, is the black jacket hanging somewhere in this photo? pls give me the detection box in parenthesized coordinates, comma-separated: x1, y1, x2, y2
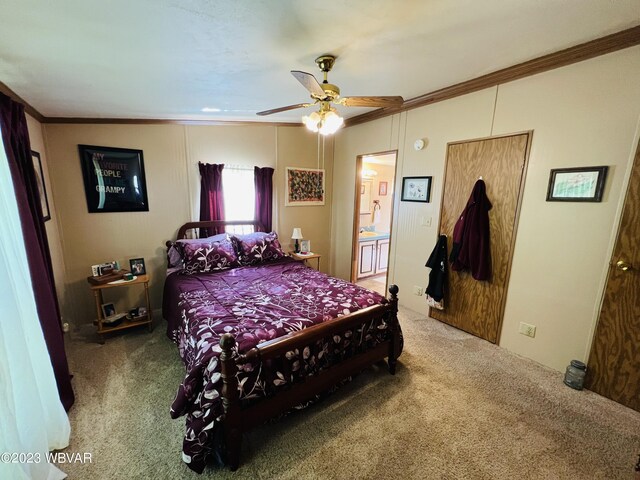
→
(426, 234, 448, 304)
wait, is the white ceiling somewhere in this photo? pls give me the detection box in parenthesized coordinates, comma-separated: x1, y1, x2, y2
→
(1, 0, 639, 123)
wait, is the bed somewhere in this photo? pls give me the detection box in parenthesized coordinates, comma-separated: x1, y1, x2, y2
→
(163, 220, 402, 472)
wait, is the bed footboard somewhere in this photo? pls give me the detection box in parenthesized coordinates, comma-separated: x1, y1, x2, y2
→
(219, 285, 401, 470)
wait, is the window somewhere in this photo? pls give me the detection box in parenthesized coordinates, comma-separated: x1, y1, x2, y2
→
(222, 165, 254, 222)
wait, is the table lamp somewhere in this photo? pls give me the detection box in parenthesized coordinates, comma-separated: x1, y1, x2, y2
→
(292, 228, 303, 253)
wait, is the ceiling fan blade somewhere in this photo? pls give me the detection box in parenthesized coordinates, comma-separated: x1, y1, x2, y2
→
(341, 96, 404, 108)
(291, 70, 326, 97)
(256, 103, 310, 116)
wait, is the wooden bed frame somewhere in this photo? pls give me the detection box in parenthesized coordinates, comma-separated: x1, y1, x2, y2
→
(170, 220, 402, 470)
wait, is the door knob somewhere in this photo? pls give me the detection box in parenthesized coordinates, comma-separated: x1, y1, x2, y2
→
(616, 260, 632, 271)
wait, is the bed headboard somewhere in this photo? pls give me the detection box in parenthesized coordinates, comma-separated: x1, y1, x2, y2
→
(175, 220, 266, 240)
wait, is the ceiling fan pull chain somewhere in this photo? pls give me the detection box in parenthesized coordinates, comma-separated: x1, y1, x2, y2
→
(322, 135, 325, 194)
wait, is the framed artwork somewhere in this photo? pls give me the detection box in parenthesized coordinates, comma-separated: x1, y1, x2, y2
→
(300, 240, 311, 254)
(546, 166, 608, 202)
(285, 167, 325, 206)
(129, 258, 146, 275)
(79, 144, 149, 213)
(379, 181, 388, 196)
(101, 302, 116, 319)
(401, 176, 432, 203)
(31, 150, 51, 221)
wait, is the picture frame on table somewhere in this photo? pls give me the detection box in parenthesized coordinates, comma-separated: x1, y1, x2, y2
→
(79, 144, 149, 213)
(401, 176, 432, 203)
(379, 181, 388, 196)
(31, 150, 51, 221)
(300, 240, 311, 254)
(101, 302, 116, 319)
(129, 258, 146, 275)
(546, 166, 608, 202)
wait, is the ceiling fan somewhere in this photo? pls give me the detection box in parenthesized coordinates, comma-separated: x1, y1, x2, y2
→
(257, 55, 404, 135)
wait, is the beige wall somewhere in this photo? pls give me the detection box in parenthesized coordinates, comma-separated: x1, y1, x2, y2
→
(331, 46, 640, 372)
(331, 115, 403, 280)
(43, 123, 333, 328)
(25, 114, 68, 323)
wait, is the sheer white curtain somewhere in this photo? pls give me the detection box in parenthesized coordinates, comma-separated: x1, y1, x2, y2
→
(222, 165, 255, 234)
(222, 165, 255, 221)
(0, 132, 70, 479)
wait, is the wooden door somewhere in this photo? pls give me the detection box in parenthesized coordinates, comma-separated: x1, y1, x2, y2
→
(430, 133, 531, 343)
(585, 141, 640, 411)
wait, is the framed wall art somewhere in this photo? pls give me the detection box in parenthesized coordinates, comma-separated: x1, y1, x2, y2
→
(79, 145, 149, 213)
(401, 176, 432, 203)
(546, 166, 608, 202)
(31, 150, 51, 221)
(285, 167, 325, 206)
(379, 181, 388, 196)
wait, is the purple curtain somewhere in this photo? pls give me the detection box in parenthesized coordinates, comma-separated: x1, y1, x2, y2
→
(199, 163, 225, 236)
(0, 92, 75, 411)
(254, 166, 274, 232)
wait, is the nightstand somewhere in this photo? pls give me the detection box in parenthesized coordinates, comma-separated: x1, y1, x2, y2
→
(289, 252, 321, 271)
(88, 274, 152, 344)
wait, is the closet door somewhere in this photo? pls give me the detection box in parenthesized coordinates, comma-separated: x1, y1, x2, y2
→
(430, 133, 531, 343)
(585, 139, 640, 412)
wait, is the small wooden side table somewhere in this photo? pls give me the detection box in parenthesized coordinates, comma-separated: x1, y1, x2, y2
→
(289, 252, 322, 271)
(88, 274, 152, 344)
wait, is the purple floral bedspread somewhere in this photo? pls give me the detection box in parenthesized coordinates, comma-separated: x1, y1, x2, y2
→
(163, 257, 392, 473)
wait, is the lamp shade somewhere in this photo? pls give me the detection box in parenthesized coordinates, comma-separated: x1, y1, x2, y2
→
(291, 228, 303, 240)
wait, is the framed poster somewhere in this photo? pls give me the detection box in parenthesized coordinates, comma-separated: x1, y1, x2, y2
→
(31, 150, 51, 221)
(401, 176, 432, 203)
(285, 167, 325, 206)
(79, 145, 149, 213)
(546, 166, 608, 202)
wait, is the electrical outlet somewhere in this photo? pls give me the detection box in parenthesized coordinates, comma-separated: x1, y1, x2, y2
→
(519, 322, 536, 338)
(413, 286, 424, 296)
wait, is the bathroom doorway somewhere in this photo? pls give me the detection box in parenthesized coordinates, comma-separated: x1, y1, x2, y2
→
(351, 151, 398, 295)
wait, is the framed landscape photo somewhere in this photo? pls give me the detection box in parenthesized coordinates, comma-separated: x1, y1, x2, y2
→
(31, 150, 51, 221)
(129, 258, 146, 276)
(285, 167, 325, 206)
(546, 166, 608, 202)
(79, 144, 149, 213)
(401, 176, 432, 203)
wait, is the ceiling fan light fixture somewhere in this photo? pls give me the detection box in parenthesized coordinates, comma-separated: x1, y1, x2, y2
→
(318, 110, 344, 135)
(303, 108, 343, 136)
(302, 110, 322, 133)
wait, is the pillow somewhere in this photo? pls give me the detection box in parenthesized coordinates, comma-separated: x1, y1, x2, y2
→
(167, 233, 230, 269)
(232, 232, 286, 266)
(182, 238, 239, 274)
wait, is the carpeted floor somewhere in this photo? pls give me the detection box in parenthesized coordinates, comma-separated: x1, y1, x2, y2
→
(59, 308, 640, 479)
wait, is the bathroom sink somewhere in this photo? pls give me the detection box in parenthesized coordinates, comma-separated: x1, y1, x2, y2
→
(359, 231, 379, 237)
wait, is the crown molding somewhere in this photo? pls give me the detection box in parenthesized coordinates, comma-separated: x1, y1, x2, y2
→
(43, 117, 301, 127)
(345, 25, 640, 127)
